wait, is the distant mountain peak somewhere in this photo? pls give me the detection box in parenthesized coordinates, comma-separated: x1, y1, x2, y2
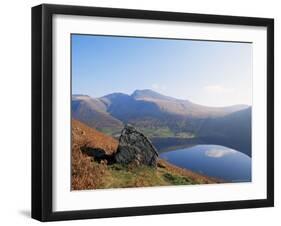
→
(102, 92, 130, 99)
(131, 89, 175, 101)
(132, 89, 161, 96)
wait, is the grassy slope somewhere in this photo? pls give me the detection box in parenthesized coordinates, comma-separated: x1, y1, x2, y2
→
(72, 95, 123, 134)
(72, 119, 219, 190)
(100, 159, 219, 189)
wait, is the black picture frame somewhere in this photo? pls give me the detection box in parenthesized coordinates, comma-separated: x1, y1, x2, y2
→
(32, 3, 274, 222)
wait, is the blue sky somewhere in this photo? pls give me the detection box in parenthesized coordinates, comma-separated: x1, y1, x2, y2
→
(72, 34, 252, 107)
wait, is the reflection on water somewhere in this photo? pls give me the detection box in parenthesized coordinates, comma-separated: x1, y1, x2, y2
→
(160, 145, 251, 182)
(205, 148, 235, 158)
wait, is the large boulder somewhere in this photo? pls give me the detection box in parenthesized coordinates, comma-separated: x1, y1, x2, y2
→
(115, 124, 158, 167)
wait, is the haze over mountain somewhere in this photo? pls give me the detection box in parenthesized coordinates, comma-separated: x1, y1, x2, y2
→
(100, 89, 249, 118)
(72, 89, 251, 156)
(197, 107, 252, 156)
(72, 94, 123, 134)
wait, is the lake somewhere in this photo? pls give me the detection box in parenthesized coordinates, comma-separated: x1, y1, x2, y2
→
(160, 144, 251, 182)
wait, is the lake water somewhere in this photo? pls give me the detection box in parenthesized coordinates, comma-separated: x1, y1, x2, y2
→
(160, 144, 251, 182)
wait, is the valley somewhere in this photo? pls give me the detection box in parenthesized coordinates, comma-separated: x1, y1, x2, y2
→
(72, 89, 252, 156)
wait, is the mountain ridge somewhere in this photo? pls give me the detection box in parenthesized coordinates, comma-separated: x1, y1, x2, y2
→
(72, 89, 251, 156)
(74, 89, 250, 109)
(73, 89, 249, 118)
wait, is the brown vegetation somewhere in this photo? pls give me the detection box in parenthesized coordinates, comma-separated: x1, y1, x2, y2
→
(71, 119, 118, 190)
(72, 119, 118, 154)
(71, 119, 220, 190)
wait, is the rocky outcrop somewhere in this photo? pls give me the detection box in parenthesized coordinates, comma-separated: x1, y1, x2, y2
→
(81, 146, 115, 164)
(115, 124, 158, 167)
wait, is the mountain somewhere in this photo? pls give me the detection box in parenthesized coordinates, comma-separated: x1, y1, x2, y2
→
(72, 89, 251, 156)
(100, 89, 248, 120)
(72, 95, 123, 135)
(72, 118, 118, 154)
(132, 89, 176, 101)
(198, 107, 252, 156)
(130, 89, 248, 118)
(100, 92, 164, 123)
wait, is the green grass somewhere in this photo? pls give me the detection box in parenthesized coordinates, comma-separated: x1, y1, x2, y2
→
(162, 172, 194, 185)
(98, 125, 196, 139)
(103, 164, 166, 188)
(139, 127, 174, 137)
(98, 127, 122, 137)
(138, 127, 196, 138)
(174, 132, 195, 138)
(93, 162, 197, 189)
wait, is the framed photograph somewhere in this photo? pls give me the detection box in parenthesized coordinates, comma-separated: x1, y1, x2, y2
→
(32, 4, 274, 221)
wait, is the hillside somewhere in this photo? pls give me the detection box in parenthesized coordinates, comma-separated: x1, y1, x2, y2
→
(130, 89, 248, 117)
(71, 119, 219, 190)
(72, 90, 249, 136)
(72, 119, 118, 154)
(72, 95, 123, 135)
(72, 89, 251, 156)
(198, 107, 252, 156)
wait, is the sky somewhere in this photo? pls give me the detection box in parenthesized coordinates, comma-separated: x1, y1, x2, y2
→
(72, 34, 252, 107)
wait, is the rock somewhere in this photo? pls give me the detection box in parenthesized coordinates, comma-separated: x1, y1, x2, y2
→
(81, 146, 115, 164)
(115, 124, 158, 167)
